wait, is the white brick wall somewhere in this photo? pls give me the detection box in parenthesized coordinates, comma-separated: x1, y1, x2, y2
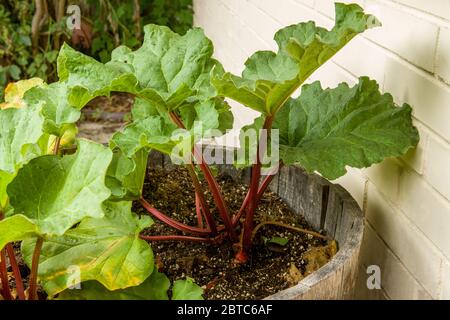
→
(437, 27, 450, 83)
(194, 0, 450, 299)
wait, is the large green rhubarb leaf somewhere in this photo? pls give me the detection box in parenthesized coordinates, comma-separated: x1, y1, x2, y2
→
(22, 201, 154, 297)
(7, 139, 112, 235)
(212, 3, 379, 115)
(271, 77, 419, 179)
(0, 105, 45, 208)
(56, 269, 170, 300)
(111, 24, 219, 104)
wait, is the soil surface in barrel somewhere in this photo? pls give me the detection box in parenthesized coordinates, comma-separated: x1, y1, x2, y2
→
(136, 167, 336, 300)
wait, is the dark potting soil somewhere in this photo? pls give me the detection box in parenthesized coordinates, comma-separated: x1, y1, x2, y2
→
(135, 167, 337, 300)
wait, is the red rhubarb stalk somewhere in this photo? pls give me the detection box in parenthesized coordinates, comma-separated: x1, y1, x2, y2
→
(0, 248, 13, 300)
(140, 235, 211, 243)
(194, 151, 236, 240)
(232, 172, 277, 226)
(140, 197, 211, 235)
(169, 111, 236, 240)
(236, 116, 274, 263)
(187, 164, 217, 234)
(28, 237, 44, 300)
(5, 244, 25, 300)
(235, 157, 261, 263)
(195, 193, 203, 228)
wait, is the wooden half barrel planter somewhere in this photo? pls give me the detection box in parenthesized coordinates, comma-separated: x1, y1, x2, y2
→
(148, 149, 365, 300)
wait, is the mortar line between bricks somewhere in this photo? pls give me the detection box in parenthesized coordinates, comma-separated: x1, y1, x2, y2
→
(219, 0, 280, 51)
(251, 0, 333, 28)
(333, 30, 450, 93)
(433, 27, 441, 75)
(364, 219, 437, 298)
(411, 116, 449, 147)
(367, 164, 450, 241)
(329, 60, 364, 82)
(200, 1, 254, 60)
(437, 259, 444, 299)
(386, 0, 450, 27)
(362, 178, 369, 215)
(367, 181, 450, 267)
(359, 33, 450, 91)
(296, 0, 316, 11)
(362, 36, 437, 77)
(296, 0, 334, 23)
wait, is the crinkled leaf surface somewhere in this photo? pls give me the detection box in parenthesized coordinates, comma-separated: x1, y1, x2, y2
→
(56, 269, 169, 300)
(57, 44, 139, 107)
(53, 28, 229, 143)
(110, 115, 179, 158)
(180, 98, 234, 135)
(106, 148, 149, 201)
(131, 97, 162, 121)
(111, 24, 218, 103)
(272, 77, 419, 179)
(172, 278, 204, 300)
(22, 201, 154, 297)
(133, 96, 234, 136)
(0, 214, 38, 250)
(0, 105, 45, 208)
(23, 82, 81, 137)
(20, 44, 138, 137)
(8, 139, 112, 235)
(212, 3, 379, 115)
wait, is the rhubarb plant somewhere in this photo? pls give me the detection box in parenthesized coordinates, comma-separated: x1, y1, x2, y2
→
(0, 3, 418, 300)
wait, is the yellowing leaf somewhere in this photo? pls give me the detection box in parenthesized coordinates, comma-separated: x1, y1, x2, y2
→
(1, 78, 44, 109)
(0, 215, 39, 251)
(22, 201, 154, 297)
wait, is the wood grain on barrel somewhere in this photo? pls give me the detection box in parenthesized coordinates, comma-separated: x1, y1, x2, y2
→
(265, 170, 364, 300)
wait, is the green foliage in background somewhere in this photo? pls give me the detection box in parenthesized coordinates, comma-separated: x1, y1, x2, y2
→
(0, 1, 66, 99)
(86, 0, 193, 63)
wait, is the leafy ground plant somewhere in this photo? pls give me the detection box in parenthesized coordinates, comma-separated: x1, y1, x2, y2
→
(0, 3, 418, 300)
